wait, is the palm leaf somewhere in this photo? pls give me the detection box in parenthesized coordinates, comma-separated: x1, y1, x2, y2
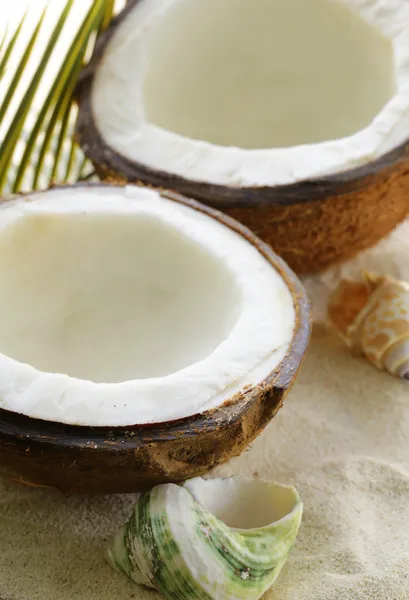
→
(0, 0, 122, 196)
(30, 2, 104, 190)
(0, 15, 26, 80)
(0, 11, 45, 126)
(0, 28, 9, 58)
(0, 1, 76, 189)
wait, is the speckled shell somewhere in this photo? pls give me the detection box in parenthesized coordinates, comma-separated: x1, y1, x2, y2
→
(328, 273, 409, 380)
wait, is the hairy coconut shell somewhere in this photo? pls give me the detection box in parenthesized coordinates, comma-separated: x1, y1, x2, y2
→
(0, 184, 310, 494)
(74, 0, 409, 275)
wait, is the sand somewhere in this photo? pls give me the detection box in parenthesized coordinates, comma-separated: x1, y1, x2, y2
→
(1, 220, 409, 600)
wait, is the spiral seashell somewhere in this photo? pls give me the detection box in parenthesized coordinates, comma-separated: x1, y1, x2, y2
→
(328, 272, 409, 379)
(106, 476, 303, 600)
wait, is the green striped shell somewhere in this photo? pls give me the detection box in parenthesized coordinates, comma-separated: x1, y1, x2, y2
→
(107, 477, 303, 600)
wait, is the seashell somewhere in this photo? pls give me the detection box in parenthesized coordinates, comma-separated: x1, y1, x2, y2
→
(106, 476, 303, 600)
(328, 272, 409, 379)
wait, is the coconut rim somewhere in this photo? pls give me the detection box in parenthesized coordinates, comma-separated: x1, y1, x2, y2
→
(75, 0, 409, 208)
(0, 182, 310, 441)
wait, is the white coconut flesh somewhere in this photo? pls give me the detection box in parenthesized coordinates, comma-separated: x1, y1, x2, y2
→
(91, 0, 409, 187)
(0, 185, 295, 426)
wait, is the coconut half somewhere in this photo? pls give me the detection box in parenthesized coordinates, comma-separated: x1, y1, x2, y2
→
(85, 0, 403, 186)
(76, 0, 409, 274)
(0, 184, 309, 493)
(0, 184, 302, 428)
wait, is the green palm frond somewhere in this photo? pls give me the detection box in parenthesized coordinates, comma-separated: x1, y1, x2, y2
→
(0, 0, 122, 196)
(0, 16, 26, 81)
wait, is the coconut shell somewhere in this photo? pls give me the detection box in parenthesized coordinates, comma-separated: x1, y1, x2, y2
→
(0, 184, 311, 494)
(74, 0, 409, 275)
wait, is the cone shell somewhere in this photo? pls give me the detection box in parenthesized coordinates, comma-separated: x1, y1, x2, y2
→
(328, 273, 409, 380)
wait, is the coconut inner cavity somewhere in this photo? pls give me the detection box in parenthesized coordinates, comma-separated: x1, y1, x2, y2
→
(143, 0, 395, 148)
(0, 213, 240, 383)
